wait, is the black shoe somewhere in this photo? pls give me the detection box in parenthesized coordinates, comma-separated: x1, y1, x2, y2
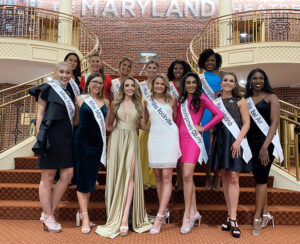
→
(221, 214, 230, 231)
(229, 218, 241, 238)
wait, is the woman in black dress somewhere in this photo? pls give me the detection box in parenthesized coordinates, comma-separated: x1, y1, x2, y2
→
(73, 73, 110, 234)
(29, 62, 76, 233)
(245, 69, 280, 236)
(210, 72, 252, 238)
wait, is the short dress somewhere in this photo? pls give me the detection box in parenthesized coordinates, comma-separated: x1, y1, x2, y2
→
(176, 94, 224, 164)
(247, 99, 275, 184)
(147, 101, 181, 168)
(74, 102, 107, 193)
(29, 83, 74, 169)
(210, 97, 252, 172)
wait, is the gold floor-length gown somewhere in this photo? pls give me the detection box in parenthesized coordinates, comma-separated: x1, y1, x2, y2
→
(139, 95, 156, 187)
(96, 103, 152, 239)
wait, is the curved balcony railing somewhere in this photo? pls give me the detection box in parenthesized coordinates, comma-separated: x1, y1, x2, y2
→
(0, 4, 99, 56)
(187, 9, 300, 73)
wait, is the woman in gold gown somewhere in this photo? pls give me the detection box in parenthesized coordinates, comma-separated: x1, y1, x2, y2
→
(96, 77, 152, 238)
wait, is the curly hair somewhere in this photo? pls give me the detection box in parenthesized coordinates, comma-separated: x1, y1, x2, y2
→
(221, 72, 243, 99)
(198, 49, 222, 70)
(64, 52, 81, 78)
(179, 72, 203, 113)
(245, 68, 273, 98)
(83, 73, 106, 99)
(167, 60, 191, 81)
(113, 76, 143, 117)
(150, 74, 172, 103)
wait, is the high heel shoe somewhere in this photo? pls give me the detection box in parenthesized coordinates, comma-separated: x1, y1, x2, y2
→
(261, 213, 274, 228)
(43, 217, 62, 233)
(181, 217, 192, 234)
(149, 213, 164, 235)
(190, 211, 202, 228)
(229, 218, 241, 238)
(120, 225, 129, 237)
(221, 214, 230, 231)
(40, 212, 61, 228)
(78, 212, 90, 234)
(252, 218, 261, 236)
(75, 210, 95, 228)
(164, 208, 170, 224)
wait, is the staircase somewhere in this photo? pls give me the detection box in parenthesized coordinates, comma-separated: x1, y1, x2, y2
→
(0, 156, 299, 225)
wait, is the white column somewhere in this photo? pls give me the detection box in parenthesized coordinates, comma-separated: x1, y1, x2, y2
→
(219, 0, 233, 47)
(58, 0, 73, 45)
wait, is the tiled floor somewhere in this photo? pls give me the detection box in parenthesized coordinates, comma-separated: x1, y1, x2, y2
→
(1, 220, 299, 244)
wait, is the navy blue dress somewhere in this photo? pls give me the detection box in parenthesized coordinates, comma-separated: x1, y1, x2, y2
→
(74, 102, 107, 193)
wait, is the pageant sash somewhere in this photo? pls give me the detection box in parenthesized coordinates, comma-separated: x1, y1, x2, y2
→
(112, 78, 121, 97)
(181, 99, 208, 164)
(247, 97, 284, 162)
(48, 81, 75, 126)
(69, 78, 80, 96)
(82, 95, 107, 166)
(140, 81, 178, 135)
(199, 73, 215, 101)
(169, 81, 180, 100)
(214, 97, 252, 163)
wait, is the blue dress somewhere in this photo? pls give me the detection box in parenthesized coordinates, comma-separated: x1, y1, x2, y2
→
(201, 71, 221, 152)
(74, 102, 107, 193)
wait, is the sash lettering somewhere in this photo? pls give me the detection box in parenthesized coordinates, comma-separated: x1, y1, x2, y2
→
(181, 99, 208, 165)
(69, 78, 81, 96)
(48, 82, 75, 126)
(214, 98, 252, 163)
(247, 97, 284, 162)
(140, 81, 178, 135)
(169, 81, 180, 100)
(199, 73, 215, 101)
(82, 95, 107, 166)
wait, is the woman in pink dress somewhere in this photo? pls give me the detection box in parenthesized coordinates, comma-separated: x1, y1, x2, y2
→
(176, 72, 224, 234)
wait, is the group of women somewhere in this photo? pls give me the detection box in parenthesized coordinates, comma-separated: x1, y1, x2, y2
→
(29, 48, 282, 239)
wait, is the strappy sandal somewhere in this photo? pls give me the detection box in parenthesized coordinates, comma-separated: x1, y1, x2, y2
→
(221, 214, 230, 231)
(230, 218, 241, 238)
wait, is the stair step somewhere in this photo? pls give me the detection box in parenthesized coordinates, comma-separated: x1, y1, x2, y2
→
(0, 200, 299, 225)
(0, 183, 298, 205)
(0, 170, 274, 187)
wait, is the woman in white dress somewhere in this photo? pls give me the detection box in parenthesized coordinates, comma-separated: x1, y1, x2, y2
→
(143, 74, 181, 234)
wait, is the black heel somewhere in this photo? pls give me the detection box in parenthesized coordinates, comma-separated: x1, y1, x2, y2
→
(221, 214, 230, 231)
(229, 218, 241, 238)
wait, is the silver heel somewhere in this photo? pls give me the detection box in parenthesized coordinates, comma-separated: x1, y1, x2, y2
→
(190, 211, 202, 228)
(261, 213, 275, 228)
(75, 210, 81, 227)
(164, 208, 170, 224)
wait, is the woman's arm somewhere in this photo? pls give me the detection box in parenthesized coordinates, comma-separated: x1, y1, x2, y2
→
(106, 101, 116, 132)
(202, 95, 224, 131)
(36, 92, 47, 135)
(171, 96, 178, 122)
(259, 94, 280, 166)
(140, 101, 150, 130)
(231, 98, 250, 158)
(73, 96, 84, 126)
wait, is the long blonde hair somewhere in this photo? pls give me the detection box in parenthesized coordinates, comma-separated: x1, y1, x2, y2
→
(150, 74, 172, 103)
(113, 77, 143, 117)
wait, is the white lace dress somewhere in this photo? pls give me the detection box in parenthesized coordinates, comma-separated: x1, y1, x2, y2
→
(147, 101, 181, 168)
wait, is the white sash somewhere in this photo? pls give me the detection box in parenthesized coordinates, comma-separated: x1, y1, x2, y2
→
(213, 97, 252, 163)
(140, 81, 178, 135)
(181, 99, 208, 165)
(111, 78, 121, 97)
(82, 95, 107, 166)
(247, 97, 284, 162)
(169, 81, 180, 100)
(48, 82, 75, 126)
(199, 73, 215, 101)
(69, 78, 80, 96)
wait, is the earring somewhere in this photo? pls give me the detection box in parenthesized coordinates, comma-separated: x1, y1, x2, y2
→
(87, 87, 90, 94)
(249, 84, 252, 89)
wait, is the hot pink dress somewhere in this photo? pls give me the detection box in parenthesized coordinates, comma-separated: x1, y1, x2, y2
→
(176, 94, 224, 164)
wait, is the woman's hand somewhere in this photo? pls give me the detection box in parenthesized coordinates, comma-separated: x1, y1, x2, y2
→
(194, 125, 205, 133)
(259, 145, 270, 166)
(231, 140, 241, 158)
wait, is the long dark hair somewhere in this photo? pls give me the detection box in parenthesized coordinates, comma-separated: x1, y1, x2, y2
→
(198, 49, 222, 70)
(167, 60, 191, 81)
(245, 68, 273, 98)
(64, 52, 81, 77)
(179, 72, 203, 113)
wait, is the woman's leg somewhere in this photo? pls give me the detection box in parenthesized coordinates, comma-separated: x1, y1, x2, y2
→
(121, 154, 136, 227)
(51, 167, 74, 215)
(154, 169, 163, 204)
(254, 183, 267, 219)
(77, 191, 90, 230)
(151, 168, 173, 232)
(227, 171, 240, 221)
(39, 169, 56, 219)
(181, 163, 196, 231)
(220, 170, 230, 216)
